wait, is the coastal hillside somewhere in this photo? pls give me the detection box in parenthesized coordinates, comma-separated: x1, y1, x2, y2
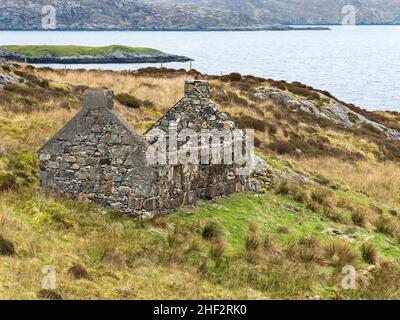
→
(1, 60, 400, 299)
(0, 45, 192, 64)
(1, 0, 400, 30)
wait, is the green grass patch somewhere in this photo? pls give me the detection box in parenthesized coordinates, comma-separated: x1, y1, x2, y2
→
(172, 191, 400, 261)
(2, 45, 162, 57)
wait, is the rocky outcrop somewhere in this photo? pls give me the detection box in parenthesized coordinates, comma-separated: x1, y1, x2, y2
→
(0, 72, 17, 85)
(0, 59, 17, 86)
(0, 48, 192, 64)
(254, 86, 400, 141)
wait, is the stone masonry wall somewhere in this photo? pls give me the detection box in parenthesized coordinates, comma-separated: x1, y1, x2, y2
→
(39, 90, 161, 217)
(146, 80, 251, 210)
(149, 80, 236, 133)
(39, 82, 251, 217)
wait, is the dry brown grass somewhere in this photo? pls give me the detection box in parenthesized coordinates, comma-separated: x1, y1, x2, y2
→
(31, 68, 194, 134)
(0, 190, 264, 300)
(361, 242, 378, 265)
(301, 158, 400, 206)
(0, 109, 77, 153)
(324, 240, 357, 268)
(35, 69, 188, 112)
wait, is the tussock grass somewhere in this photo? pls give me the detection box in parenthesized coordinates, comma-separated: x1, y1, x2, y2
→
(210, 242, 225, 267)
(274, 179, 290, 195)
(310, 187, 333, 206)
(68, 264, 90, 280)
(245, 223, 262, 252)
(345, 261, 400, 299)
(351, 209, 367, 227)
(285, 236, 322, 264)
(202, 220, 223, 242)
(1, 186, 400, 299)
(322, 207, 347, 224)
(324, 241, 357, 268)
(375, 216, 396, 236)
(361, 242, 378, 265)
(0, 234, 15, 256)
(36, 68, 188, 111)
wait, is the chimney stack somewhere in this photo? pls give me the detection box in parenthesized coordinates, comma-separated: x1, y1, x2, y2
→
(184, 80, 210, 99)
(84, 89, 114, 110)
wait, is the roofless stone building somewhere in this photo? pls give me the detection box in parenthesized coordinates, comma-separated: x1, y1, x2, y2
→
(38, 80, 257, 217)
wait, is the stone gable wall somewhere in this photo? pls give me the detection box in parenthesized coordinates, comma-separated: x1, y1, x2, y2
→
(146, 80, 251, 212)
(39, 90, 161, 216)
(148, 80, 235, 133)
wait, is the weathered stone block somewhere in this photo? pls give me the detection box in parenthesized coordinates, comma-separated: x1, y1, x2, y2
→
(65, 156, 76, 163)
(40, 171, 54, 187)
(206, 183, 225, 199)
(65, 170, 75, 178)
(47, 162, 60, 169)
(144, 198, 158, 211)
(128, 197, 143, 209)
(39, 153, 51, 161)
(118, 186, 131, 196)
(167, 196, 182, 210)
(184, 191, 197, 205)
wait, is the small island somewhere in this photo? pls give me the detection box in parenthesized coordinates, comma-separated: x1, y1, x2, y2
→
(0, 45, 193, 64)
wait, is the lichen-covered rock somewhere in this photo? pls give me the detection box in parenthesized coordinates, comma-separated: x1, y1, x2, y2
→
(0, 59, 17, 86)
(254, 86, 400, 140)
(0, 72, 17, 85)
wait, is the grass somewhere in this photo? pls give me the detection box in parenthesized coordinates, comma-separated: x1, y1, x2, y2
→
(1, 187, 399, 299)
(1, 45, 162, 57)
(324, 240, 356, 267)
(351, 210, 366, 227)
(300, 158, 400, 206)
(0, 64, 400, 299)
(202, 220, 223, 242)
(361, 242, 378, 265)
(0, 234, 15, 256)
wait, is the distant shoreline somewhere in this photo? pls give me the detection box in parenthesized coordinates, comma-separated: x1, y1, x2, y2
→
(0, 25, 331, 32)
(2, 24, 400, 32)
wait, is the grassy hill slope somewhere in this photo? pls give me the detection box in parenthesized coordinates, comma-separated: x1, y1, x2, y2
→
(1, 62, 400, 299)
(1, 45, 162, 57)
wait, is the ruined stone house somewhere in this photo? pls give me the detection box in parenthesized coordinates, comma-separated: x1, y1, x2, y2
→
(38, 80, 256, 217)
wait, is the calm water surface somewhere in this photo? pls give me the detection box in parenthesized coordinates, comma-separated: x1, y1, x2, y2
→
(0, 26, 399, 111)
